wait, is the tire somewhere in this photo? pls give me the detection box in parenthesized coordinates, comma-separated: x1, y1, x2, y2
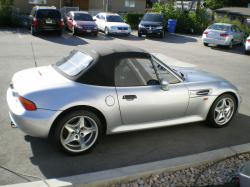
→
(31, 27, 36, 36)
(58, 30, 62, 36)
(54, 110, 102, 155)
(138, 32, 142, 37)
(228, 40, 233, 49)
(105, 27, 109, 36)
(28, 24, 31, 30)
(203, 43, 208, 46)
(240, 37, 245, 45)
(72, 26, 75, 35)
(160, 31, 164, 38)
(206, 94, 236, 128)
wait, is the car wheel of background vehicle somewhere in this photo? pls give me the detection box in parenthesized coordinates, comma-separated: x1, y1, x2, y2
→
(228, 40, 233, 49)
(240, 37, 245, 45)
(31, 27, 36, 36)
(54, 110, 102, 155)
(206, 94, 236, 128)
(94, 33, 98, 36)
(138, 33, 142, 37)
(203, 43, 208, 46)
(58, 30, 62, 36)
(28, 24, 31, 30)
(160, 31, 164, 38)
(105, 27, 109, 36)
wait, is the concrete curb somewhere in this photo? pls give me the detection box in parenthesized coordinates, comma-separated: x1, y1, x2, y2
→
(3, 143, 250, 187)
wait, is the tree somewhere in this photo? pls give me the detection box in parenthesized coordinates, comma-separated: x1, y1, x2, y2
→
(204, 0, 249, 9)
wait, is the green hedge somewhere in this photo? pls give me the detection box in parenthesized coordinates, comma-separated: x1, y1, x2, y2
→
(119, 12, 144, 29)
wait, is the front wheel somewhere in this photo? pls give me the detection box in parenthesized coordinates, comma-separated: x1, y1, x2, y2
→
(206, 94, 236, 128)
(138, 32, 142, 37)
(54, 110, 102, 155)
(160, 31, 164, 38)
(105, 27, 109, 36)
(203, 43, 208, 46)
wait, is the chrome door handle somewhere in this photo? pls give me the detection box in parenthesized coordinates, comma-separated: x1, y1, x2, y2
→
(123, 95, 137, 99)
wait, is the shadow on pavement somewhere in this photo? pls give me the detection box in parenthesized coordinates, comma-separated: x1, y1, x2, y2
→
(26, 112, 250, 180)
(208, 44, 247, 56)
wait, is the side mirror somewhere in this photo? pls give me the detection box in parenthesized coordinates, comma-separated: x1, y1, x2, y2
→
(139, 18, 141, 20)
(26, 12, 30, 15)
(93, 19, 96, 21)
(161, 78, 169, 91)
(68, 17, 72, 21)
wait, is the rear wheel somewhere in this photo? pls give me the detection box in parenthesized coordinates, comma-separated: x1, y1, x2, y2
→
(138, 32, 142, 37)
(206, 94, 236, 128)
(160, 31, 164, 38)
(203, 43, 208, 46)
(58, 30, 62, 36)
(31, 27, 36, 36)
(54, 110, 102, 155)
(228, 40, 233, 49)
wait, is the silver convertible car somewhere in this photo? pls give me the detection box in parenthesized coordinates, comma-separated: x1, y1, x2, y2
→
(7, 43, 242, 155)
(202, 23, 245, 49)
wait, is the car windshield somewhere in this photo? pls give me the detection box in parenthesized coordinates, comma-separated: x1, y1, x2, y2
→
(36, 10, 61, 18)
(56, 50, 93, 76)
(142, 14, 163, 22)
(208, 24, 229, 31)
(74, 13, 93, 21)
(106, 15, 124, 22)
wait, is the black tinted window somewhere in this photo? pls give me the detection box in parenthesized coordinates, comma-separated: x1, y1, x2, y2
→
(74, 13, 93, 21)
(37, 10, 61, 18)
(208, 24, 229, 31)
(142, 14, 163, 22)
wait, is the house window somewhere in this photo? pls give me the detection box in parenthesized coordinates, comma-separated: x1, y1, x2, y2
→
(29, 0, 47, 4)
(125, 0, 135, 8)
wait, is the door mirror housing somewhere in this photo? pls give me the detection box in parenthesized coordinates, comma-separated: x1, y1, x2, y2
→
(161, 78, 169, 91)
(93, 19, 96, 21)
(26, 12, 30, 15)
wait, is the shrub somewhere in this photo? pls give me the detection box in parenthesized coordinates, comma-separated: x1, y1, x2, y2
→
(119, 12, 144, 29)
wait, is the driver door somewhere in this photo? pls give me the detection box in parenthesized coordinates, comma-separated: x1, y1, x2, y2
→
(115, 58, 189, 125)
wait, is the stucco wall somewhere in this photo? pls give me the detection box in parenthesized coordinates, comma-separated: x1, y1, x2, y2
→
(14, 0, 60, 14)
(89, 0, 146, 13)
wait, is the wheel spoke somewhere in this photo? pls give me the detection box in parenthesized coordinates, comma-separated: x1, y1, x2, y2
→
(215, 112, 223, 123)
(64, 133, 76, 145)
(82, 128, 96, 136)
(64, 124, 75, 133)
(79, 136, 86, 149)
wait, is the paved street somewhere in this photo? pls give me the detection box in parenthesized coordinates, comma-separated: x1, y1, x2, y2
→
(0, 28, 249, 186)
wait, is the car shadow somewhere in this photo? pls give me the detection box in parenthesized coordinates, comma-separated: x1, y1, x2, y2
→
(26, 112, 250, 180)
(209, 44, 247, 56)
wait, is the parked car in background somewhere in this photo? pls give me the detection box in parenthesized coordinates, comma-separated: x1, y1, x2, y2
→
(7, 43, 241, 155)
(202, 23, 245, 49)
(93, 13, 131, 36)
(138, 12, 166, 38)
(64, 11, 98, 36)
(27, 6, 63, 36)
(245, 35, 250, 54)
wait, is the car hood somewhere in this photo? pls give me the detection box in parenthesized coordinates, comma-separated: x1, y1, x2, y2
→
(12, 66, 68, 94)
(73, 20, 97, 26)
(172, 67, 227, 83)
(140, 21, 163, 26)
(106, 22, 130, 27)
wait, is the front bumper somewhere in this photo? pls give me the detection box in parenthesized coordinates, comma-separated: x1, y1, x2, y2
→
(245, 43, 250, 51)
(75, 28, 98, 34)
(7, 88, 59, 138)
(138, 29, 163, 35)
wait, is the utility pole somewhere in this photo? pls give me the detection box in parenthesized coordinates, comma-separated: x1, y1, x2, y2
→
(196, 0, 201, 16)
(79, 0, 81, 10)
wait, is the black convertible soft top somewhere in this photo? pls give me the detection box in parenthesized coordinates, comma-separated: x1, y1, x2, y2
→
(53, 43, 151, 86)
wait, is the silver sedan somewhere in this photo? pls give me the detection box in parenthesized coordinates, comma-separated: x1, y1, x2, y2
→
(202, 23, 245, 49)
(7, 43, 242, 155)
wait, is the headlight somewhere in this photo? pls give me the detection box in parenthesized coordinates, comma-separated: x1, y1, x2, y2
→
(110, 26, 117, 29)
(77, 25, 82, 29)
(156, 26, 163, 29)
(94, 26, 98, 29)
(139, 24, 145, 28)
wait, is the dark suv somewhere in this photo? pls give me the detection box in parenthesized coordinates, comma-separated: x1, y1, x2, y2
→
(138, 13, 166, 38)
(27, 6, 63, 36)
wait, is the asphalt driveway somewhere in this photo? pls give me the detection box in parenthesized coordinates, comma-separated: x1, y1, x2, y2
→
(0, 28, 249, 186)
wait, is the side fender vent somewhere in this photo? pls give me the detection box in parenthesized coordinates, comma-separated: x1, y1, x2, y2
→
(196, 90, 210, 95)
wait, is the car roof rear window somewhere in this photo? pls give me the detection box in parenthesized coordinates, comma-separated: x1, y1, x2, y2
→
(56, 50, 93, 76)
(37, 9, 61, 18)
(208, 24, 229, 31)
(106, 15, 124, 22)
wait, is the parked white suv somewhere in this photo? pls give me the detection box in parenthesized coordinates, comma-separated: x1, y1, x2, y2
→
(93, 13, 131, 36)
